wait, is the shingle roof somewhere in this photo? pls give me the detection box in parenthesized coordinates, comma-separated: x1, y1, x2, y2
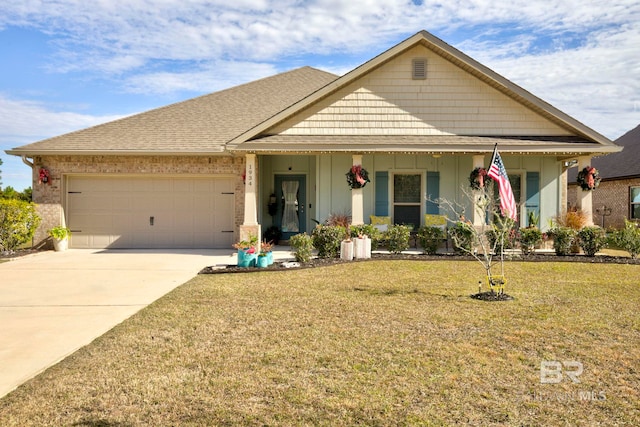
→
(7, 66, 338, 155)
(568, 124, 640, 182)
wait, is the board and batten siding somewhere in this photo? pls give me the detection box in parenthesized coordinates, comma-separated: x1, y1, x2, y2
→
(270, 45, 569, 137)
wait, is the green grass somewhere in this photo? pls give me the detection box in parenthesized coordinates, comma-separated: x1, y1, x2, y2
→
(1, 260, 639, 426)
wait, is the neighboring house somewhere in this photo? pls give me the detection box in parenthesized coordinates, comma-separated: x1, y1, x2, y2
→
(568, 124, 640, 228)
(6, 30, 621, 249)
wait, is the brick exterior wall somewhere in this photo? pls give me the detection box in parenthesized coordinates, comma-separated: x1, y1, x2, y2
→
(31, 155, 246, 245)
(568, 177, 640, 229)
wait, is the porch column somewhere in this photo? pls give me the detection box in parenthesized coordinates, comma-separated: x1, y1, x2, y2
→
(472, 154, 485, 226)
(351, 154, 364, 225)
(240, 153, 261, 244)
(576, 155, 594, 226)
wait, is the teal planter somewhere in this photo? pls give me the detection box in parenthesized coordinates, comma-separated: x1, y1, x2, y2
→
(257, 255, 269, 268)
(266, 251, 274, 265)
(237, 249, 257, 267)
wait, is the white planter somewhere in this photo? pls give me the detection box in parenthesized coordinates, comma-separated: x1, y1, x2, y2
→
(340, 240, 354, 260)
(354, 237, 371, 259)
(52, 238, 68, 252)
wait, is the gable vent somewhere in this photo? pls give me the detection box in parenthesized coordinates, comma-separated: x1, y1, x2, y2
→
(412, 58, 427, 80)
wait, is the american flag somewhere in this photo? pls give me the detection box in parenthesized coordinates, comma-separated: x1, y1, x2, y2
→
(487, 146, 518, 220)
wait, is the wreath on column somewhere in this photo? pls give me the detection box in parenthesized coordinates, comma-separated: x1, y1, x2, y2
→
(576, 166, 600, 191)
(469, 167, 491, 190)
(346, 165, 370, 189)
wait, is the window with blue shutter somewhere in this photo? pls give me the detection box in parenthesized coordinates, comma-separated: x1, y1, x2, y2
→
(525, 172, 540, 226)
(375, 171, 389, 216)
(426, 171, 440, 215)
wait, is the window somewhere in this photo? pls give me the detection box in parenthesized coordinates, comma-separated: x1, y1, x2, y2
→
(393, 174, 422, 228)
(631, 187, 640, 220)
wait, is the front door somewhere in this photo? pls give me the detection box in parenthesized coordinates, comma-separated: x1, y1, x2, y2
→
(275, 175, 306, 240)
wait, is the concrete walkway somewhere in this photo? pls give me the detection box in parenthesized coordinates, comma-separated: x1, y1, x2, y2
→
(0, 248, 293, 398)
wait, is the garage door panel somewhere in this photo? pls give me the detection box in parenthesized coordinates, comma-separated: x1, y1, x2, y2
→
(67, 176, 235, 249)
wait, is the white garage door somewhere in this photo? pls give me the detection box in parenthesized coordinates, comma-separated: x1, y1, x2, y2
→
(66, 176, 235, 249)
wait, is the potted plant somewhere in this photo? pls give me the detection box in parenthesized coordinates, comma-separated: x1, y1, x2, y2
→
(48, 226, 71, 252)
(233, 233, 258, 267)
(256, 252, 269, 268)
(260, 240, 274, 265)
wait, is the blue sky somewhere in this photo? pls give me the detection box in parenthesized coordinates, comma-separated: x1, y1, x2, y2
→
(1, 0, 639, 191)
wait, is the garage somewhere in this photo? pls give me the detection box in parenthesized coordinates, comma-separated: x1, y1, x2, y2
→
(66, 176, 236, 249)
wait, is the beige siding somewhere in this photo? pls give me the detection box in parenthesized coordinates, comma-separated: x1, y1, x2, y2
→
(271, 45, 569, 137)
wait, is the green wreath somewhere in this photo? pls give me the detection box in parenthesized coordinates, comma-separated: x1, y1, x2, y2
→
(469, 167, 491, 190)
(346, 165, 370, 189)
(576, 166, 600, 191)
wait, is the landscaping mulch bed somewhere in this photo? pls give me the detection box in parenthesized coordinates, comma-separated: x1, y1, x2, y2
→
(198, 251, 640, 275)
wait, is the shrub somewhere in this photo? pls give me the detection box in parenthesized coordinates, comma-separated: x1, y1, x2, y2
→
(448, 221, 476, 254)
(518, 227, 543, 256)
(0, 199, 41, 252)
(577, 226, 607, 257)
(485, 223, 517, 252)
(311, 225, 345, 258)
(349, 224, 382, 250)
(609, 220, 640, 259)
(289, 233, 313, 263)
(548, 226, 577, 256)
(386, 224, 411, 254)
(417, 225, 444, 255)
(555, 209, 587, 230)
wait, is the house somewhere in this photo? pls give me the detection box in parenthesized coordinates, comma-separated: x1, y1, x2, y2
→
(6, 30, 622, 249)
(568, 124, 640, 228)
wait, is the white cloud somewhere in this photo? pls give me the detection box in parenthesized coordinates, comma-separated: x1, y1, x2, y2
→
(1, 0, 639, 139)
(0, 96, 125, 145)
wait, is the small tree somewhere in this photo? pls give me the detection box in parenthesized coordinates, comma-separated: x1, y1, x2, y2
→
(436, 183, 515, 295)
(577, 226, 607, 257)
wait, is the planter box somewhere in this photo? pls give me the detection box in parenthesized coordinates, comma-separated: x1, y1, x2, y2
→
(354, 237, 371, 259)
(237, 249, 257, 267)
(340, 240, 354, 261)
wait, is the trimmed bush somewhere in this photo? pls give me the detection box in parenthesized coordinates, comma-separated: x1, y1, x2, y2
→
(289, 233, 313, 263)
(349, 224, 382, 250)
(548, 226, 577, 256)
(609, 220, 640, 259)
(577, 226, 607, 257)
(311, 225, 345, 258)
(0, 199, 41, 252)
(417, 225, 444, 255)
(518, 227, 543, 256)
(449, 221, 476, 254)
(386, 224, 411, 254)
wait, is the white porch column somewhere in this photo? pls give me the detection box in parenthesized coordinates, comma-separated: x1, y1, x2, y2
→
(351, 154, 364, 225)
(240, 153, 261, 245)
(576, 155, 594, 226)
(472, 154, 486, 226)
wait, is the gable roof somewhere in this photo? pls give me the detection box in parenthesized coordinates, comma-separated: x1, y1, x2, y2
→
(7, 30, 621, 159)
(7, 66, 338, 156)
(231, 31, 621, 156)
(569, 124, 640, 182)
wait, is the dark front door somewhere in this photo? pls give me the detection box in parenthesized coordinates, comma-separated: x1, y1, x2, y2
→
(275, 175, 306, 240)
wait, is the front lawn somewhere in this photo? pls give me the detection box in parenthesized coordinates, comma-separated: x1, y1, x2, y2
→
(1, 260, 639, 425)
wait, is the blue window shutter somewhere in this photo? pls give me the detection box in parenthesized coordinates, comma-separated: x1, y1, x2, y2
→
(426, 171, 440, 214)
(375, 171, 388, 216)
(525, 172, 540, 226)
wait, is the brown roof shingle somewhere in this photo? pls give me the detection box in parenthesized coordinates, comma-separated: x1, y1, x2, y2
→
(8, 66, 338, 155)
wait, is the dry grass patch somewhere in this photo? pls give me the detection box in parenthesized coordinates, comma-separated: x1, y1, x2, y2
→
(1, 261, 639, 425)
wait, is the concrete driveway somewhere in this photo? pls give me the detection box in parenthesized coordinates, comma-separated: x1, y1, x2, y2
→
(0, 248, 238, 398)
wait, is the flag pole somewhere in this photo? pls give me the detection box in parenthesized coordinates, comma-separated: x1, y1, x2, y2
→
(490, 143, 505, 279)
